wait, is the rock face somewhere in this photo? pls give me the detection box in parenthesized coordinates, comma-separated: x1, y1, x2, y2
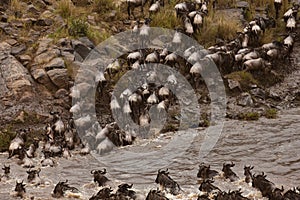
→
(0, 52, 33, 98)
(47, 69, 69, 89)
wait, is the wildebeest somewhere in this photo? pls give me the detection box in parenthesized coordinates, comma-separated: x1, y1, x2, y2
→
(115, 183, 136, 199)
(222, 162, 239, 182)
(251, 172, 277, 198)
(8, 129, 27, 158)
(89, 187, 113, 200)
(15, 180, 26, 198)
(91, 168, 109, 186)
(243, 58, 271, 72)
(244, 165, 254, 183)
(284, 187, 300, 199)
(155, 169, 181, 195)
(197, 163, 219, 180)
(2, 165, 10, 175)
(52, 180, 79, 198)
(274, 0, 282, 19)
(27, 168, 41, 183)
(146, 189, 169, 200)
(216, 189, 250, 200)
(199, 179, 221, 193)
(175, 2, 196, 18)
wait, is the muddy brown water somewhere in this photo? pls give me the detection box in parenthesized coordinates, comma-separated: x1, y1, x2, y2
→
(0, 107, 300, 199)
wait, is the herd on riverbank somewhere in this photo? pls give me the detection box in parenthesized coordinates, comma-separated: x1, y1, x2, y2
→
(1, 0, 300, 199)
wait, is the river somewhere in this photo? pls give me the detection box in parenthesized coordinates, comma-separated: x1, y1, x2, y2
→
(0, 108, 299, 199)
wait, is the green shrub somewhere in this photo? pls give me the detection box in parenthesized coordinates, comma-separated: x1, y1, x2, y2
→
(265, 108, 277, 119)
(226, 71, 258, 90)
(0, 129, 16, 152)
(238, 112, 260, 120)
(68, 18, 89, 37)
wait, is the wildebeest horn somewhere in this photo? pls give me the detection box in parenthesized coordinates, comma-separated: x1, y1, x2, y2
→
(158, 169, 161, 173)
(91, 170, 96, 174)
(101, 168, 106, 174)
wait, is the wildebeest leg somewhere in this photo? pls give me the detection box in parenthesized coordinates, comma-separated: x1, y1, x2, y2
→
(141, 5, 144, 17)
(127, 2, 131, 19)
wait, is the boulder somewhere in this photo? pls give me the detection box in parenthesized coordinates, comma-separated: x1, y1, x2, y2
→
(44, 57, 65, 71)
(31, 68, 51, 85)
(0, 54, 33, 98)
(47, 69, 69, 89)
(35, 37, 53, 55)
(237, 92, 253, 107)
(71, 39, 92, 60)
(54, 88, 69, 99)
(27, 4, 40, 15)
(34, 48, 60, 64)
(36, 18, 53, 26)
(11, 44, 26, 56)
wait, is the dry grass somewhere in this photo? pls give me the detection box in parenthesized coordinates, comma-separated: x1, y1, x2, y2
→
(92, 0, 117, 15)
(56, 0, 75, 19)
(226, 71, 259, 90)
(196, 12, 242, 47)
(10, 0, 23, 14)
(151, 10, 181, 29)
(87, 26, 111, 44)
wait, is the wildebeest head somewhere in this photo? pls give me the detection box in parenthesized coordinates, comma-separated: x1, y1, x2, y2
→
(117, 183, 136, 198)
(90, 187, 113, 200)
(146, 189, 169, 200)
(155, 168, 181, 195)
(197, 163, 219, 179)
(222, 161, 239, 181)
(199, 179, 220, 193)
(26, 168, 41, 183)
(15, 180, 26, 197)
(52, 180, 78, 198)
(252, 172, 276, 197)
(91, 168, 109, 186)
(2, 165, 10, 175)
(244, 165, 254, 183)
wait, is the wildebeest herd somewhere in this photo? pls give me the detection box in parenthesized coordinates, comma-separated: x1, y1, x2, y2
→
(68, 0, 300, 156)
(1, 0, 300, 199)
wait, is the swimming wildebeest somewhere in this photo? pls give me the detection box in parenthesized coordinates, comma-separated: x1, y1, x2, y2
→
(27, 168, 41, 183)
(114, 183, 136, 199)
(89, 187, 113, 200)
(197, 163, 219, 180)
(91, 168, 109, 186)
(244, 165, 254, 183)
(216, 189, 250, 200)
(222, 162, 239, 182)
(15, 180, 26, 198)
(155, 168, 181, 195)
(251, 172, 277, 198)
(52, 180, 79, 198)
(199, 179, 221, 193)
(146, 189, 169, 200)
(2, 165, 10, 175)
